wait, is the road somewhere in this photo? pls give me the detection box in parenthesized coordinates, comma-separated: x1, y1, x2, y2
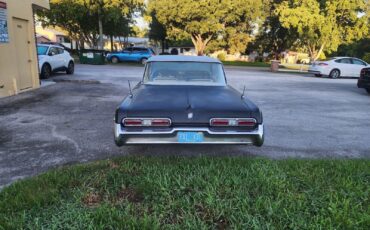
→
(1, 63, 369, 188)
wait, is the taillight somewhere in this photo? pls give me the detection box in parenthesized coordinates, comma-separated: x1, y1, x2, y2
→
(210, 118, 256, 127)
(123, 118, 171, 127)
(123, 119, 142, 126)
(318, 63, 328, 66)
(210, 119, 229, 126)
(360, 69, 366, 78)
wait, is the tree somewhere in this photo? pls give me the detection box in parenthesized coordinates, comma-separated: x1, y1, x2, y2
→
(132, 25, 148, 38)
(37, 0, 143, 49)
(148, 0, 263, 56)
(276, 0, 369, 61)
(252, 0, 299, 59)
(103, 7, 133, 51)
(148, 11, 167, 53)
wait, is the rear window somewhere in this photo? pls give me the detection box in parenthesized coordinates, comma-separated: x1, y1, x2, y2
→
(143, 61, 226, 86)
(335, 58, 351, 64)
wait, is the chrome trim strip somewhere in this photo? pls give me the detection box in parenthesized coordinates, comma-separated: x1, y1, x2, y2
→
(115, 123, 263, 135)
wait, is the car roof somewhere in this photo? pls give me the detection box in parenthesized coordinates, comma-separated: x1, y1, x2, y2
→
(37, 44, 64, 49)
(125, 46, 148, 49)
(333, 57, 357, 59)
(147, 55, 221, 63)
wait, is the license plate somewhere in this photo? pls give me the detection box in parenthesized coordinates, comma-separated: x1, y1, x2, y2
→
(177, 132, 204, 143)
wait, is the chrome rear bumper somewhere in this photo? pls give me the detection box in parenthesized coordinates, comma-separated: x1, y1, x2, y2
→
(114, 123, 264, 146)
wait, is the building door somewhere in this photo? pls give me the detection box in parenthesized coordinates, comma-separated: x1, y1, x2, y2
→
(12, 18, 33, 90)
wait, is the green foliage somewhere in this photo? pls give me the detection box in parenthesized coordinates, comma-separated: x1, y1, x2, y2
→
(332, 37, 370, 59)
(131, 25, 148, 38)
(363, 53, 370, 63)
(217, 52, 226, 61)
(0, 157, 369, 229)
(148, 0, 263, 55)
(222, 61, 270, 67)
(148, 11, 166, 42)
(253, 0, 299, 58)
(37, 0, 143, 48)
(275, 0, 369, 60)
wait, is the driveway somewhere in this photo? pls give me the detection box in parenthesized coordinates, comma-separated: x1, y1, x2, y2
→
(1, 64, 369, 188)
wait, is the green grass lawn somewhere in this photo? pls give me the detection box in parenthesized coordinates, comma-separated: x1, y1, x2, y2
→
(0, 157, 369, 229)
(222, 61, 270, 68)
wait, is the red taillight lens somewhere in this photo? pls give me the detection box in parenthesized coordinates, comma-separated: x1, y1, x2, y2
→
(237, 119, 257, 126)
(123, 118, 171, 127)
(151, 119, 171, 126)
(210, 118, 256, 127)
(360, 69, 366, 77)
(123, 119, 142, 126)
(318, 63, 328, 66)
(210, 119, 230, 126)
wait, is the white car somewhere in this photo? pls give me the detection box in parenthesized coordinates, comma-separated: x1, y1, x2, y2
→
(308, 57, 369, 78)
(37, 44, 75, 79)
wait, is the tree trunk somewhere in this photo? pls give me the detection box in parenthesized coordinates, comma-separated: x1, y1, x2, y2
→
(110, 35, 114, 52)
(313, 43, 325, 61)
(191, 34, 212, 56)
(161, 39, 165, 53)
(98, 5, 103, 50)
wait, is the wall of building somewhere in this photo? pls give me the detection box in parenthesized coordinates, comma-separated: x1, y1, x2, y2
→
(0, 0, 49, 98)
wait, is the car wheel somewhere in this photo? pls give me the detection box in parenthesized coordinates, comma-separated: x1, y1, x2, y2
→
(329, 69, 340, 78)
(141, 58, 148, 65)
(366, 89, 370, 94)
(111, 56, 119, 64)
(40, 64, 51, 79)
(314, 74, 322, 77)
(66, 61, 74, 75)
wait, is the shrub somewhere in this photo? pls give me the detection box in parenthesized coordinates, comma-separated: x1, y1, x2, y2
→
(217, 52, 226, 61)
(362, 53, 370, 63)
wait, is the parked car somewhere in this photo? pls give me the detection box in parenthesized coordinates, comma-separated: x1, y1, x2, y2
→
(106, 47, 155, 64)
(114, 55, 264, 146)
(357, 67, 370, 94)
(308, 57, 369, 78)
(37, 44, 75, 79)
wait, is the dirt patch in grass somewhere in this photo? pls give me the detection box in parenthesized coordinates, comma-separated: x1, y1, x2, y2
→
(195, 204, 230, 229)
(82, 192, 102, 207)
(215, 216, 229, 230)
(116, 187, 143, 203)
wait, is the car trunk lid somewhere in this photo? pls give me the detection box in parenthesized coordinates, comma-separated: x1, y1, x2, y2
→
(126, 85, 252, 125)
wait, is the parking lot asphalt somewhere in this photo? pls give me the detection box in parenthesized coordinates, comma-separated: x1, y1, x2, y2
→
(1, 63, 369, 188)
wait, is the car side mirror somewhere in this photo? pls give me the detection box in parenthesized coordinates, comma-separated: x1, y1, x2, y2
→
(48, 52, 55, 56)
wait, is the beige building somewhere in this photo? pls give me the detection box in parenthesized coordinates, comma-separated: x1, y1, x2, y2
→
(35, 25, 68, 44)
(0, 0, 49, 98)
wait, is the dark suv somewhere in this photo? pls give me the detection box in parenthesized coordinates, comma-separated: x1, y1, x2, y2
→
(357, 67, 370, 94)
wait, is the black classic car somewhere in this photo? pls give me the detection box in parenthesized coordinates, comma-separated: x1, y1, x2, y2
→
(114, 56, 264, 146)
(357, 67, 370, 94)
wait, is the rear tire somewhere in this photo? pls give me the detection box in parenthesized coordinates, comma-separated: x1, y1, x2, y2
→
(40, 64, 51, 79)
(255, 134, 264, 147)
(140, 58, 148, 65)
(111, 56, 119, 64)
(66, 61, 74, 74)
(329, 69, 340, 79)
(366, 89, 370, 94)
